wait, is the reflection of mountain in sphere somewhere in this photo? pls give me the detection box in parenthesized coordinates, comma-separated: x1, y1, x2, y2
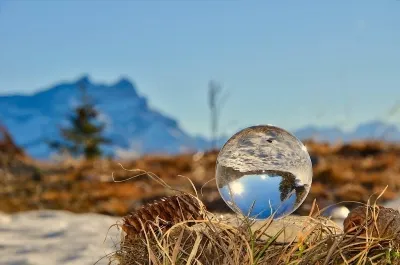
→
(216, 125, 313, 220)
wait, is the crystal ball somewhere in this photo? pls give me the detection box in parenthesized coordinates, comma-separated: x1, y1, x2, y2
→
(216, 125, 313, 220)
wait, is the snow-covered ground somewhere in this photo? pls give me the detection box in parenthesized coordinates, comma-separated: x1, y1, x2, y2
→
(0, 210, 121, 265)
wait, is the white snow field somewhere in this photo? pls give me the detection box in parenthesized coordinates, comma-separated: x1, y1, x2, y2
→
(0, 210, 122, 265)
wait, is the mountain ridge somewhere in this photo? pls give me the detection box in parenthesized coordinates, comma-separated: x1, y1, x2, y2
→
(295, 120, 400, 143)
(0, 75, 209, 159)
(0, 76, 399, 159)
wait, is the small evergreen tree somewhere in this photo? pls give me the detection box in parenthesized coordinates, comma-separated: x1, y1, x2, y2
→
(49, 82, 110, 159)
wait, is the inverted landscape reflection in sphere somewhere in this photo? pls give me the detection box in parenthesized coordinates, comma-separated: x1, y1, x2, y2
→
(216, 125, 313, 220)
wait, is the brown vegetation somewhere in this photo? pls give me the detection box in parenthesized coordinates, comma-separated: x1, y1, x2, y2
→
(1, 136, 400, 217)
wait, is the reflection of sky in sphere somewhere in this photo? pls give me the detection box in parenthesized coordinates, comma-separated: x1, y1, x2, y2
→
(219, 174, 297, 219)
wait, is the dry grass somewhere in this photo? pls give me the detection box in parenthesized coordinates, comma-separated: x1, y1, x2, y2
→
(108, 204, 400, 264)
(105, 183, 400, 265)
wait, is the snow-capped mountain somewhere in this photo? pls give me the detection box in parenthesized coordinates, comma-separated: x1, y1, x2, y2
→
(0, 76, 212, 159)
(1, 75, 399, 159)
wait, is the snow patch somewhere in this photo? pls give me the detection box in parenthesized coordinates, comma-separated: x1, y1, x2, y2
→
(0, 210, 121, 265)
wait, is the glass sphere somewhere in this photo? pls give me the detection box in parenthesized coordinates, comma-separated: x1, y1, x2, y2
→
(216, 125, 313, 220)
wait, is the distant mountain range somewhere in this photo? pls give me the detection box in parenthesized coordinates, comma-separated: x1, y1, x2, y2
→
(0, 76, 399, 159)
(295, 121, 400, 143)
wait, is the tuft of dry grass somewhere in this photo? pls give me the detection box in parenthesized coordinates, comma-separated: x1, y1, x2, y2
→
(108, 189, 400, 265)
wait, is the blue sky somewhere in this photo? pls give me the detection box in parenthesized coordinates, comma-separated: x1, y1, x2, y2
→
(0, 0, 399, 137)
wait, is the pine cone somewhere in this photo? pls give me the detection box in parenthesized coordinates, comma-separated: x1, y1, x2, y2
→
(344, 205, 400, 248)
(122, 193, 205, 238)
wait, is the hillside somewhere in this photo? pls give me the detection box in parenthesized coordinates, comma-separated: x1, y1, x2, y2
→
(0, 76, 211, 159)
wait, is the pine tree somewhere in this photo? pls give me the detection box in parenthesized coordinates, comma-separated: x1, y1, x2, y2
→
(49, 82, 110, 159)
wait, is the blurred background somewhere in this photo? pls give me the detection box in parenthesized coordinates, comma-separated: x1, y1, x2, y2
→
(0, 1, 400, 264)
